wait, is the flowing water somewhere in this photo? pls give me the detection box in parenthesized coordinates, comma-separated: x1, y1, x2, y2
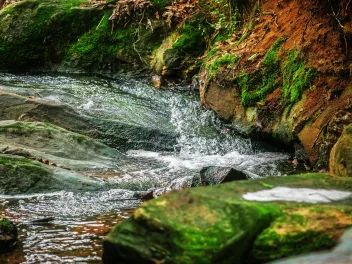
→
(0, 73, 303, 263)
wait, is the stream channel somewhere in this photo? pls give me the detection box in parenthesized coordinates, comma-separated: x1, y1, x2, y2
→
(0, 73, 303, 263)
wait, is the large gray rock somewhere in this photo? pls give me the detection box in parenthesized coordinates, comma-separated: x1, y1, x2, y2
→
(0, 120, 121, 170)
(0, 91, 177, 151)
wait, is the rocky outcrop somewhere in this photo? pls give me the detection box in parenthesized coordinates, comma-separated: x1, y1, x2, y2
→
(0, 215, 17, 253)
(103, 173, 352, 263)
(199, 0, 352, 170)
(0, 0, 101, 71)
(330, 124, 352, 177)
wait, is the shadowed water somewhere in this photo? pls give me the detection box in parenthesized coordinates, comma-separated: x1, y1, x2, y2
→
(0, 73, 303, 263)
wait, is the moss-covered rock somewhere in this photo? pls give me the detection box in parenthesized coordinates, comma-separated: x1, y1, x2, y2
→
(103, 173, 352, 263)
(269, 228, 352, 264)
(330, 124, 352, 177)
(0, 120, 121, 170)
(0, 154, 105, 194)
(151, 14, 212, 80)
(60, 11, 165, 74)
(0, 0, 101, 71)
(252, 206, 352, 262)
(0, 215, 17, 253)
(0, 0, 165, 74)
(104, 192, 281, 264)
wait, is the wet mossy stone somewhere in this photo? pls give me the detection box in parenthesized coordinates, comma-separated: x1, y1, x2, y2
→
(330, 124, 352, 177)
(103, 173, 352, 263)
(0, 215, 17, 253)
(103, 190, 281, 264)
(0, 0, 101, 71)
(0, 154, 105, 194)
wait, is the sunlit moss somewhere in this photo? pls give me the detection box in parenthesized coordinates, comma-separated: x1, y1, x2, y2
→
(238, 37, 285, 106)
(282, 50, 316, 104)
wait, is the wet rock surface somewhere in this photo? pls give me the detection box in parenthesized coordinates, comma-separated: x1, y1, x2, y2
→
(0, 91, 177, 151)
(0, 154, 105, 194)
(0, 120, 121, 170)
(192, 166, 248, 187)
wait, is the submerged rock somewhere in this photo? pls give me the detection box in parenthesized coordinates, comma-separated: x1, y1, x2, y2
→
(192, 166, 248, 187)
(103, 173, 352, 263)
(330, 124, 352, 177)
(0, 154, 105, 194)
(0, 215, 17, 253)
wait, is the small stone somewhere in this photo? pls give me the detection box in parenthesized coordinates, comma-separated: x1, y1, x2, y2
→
(192, 166, 248, 187)
(151, 75, 163, 89)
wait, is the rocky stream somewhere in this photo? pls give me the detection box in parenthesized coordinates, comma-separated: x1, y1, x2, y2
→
(0, 73, 303, 263)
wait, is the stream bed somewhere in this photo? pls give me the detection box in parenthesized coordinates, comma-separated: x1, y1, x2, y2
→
(0, 73, 304, 263)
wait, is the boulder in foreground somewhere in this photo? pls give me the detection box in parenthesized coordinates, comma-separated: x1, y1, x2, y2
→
(103, 173, 352, 263)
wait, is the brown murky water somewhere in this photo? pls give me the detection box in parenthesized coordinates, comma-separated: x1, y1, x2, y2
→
(0, 209, 134, 263)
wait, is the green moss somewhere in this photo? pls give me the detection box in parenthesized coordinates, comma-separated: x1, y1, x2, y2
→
(206, 47, 218, 58)
(63, 8, 165, 72)
(207, 54, 237, 79)
(237, 37, 316, 107)
(172, 17, 211, 57)
(254, 229, 335, 261)
(237, 37, 285, 106)
(0, 216, 17, 235)
(0, 0, 101, 70)
(282, 50, 316, 104)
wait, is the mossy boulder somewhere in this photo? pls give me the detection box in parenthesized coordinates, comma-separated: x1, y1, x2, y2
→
(103, 173, 352, 263)
(103, 192, 281, 264)
(60, 12, 165, 74)
(0, 0, 101, 71)
(0, 0, 164, 74)
(0, 154, 105, 194)
(151, 15, 212, 80)
(330, 124, 352, 177)
(0, 215, 17, 253)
